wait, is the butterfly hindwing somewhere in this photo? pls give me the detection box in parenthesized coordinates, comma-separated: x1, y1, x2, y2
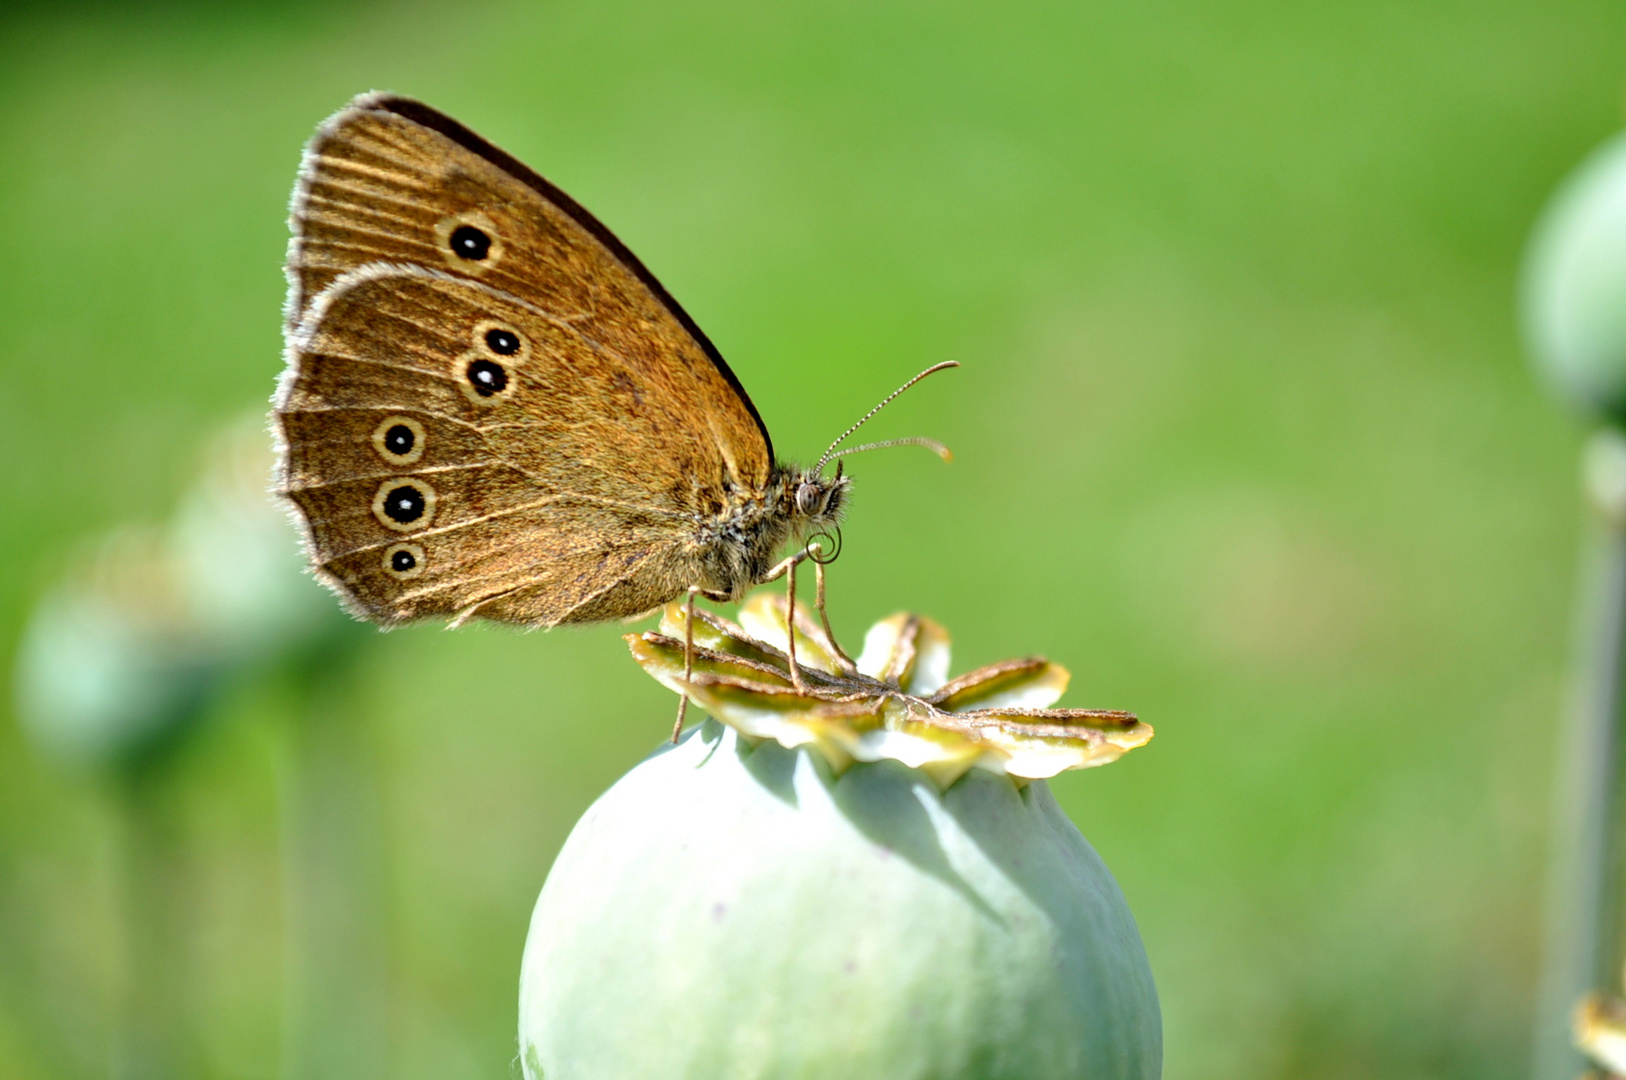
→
(277, 265, 750, 626)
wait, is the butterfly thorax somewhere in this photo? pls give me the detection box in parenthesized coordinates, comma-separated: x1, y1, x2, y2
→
(693, 466, 848, 603)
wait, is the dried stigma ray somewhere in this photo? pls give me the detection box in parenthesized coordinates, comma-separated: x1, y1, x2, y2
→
(626, 592, 1151, 787)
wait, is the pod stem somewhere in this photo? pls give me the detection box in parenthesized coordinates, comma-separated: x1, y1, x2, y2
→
(1533, 428, 1626, 1080)
(279, 655, 390, 1080)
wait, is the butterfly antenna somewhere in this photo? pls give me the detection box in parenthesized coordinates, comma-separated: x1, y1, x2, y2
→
(814, 361, 959, 475)
(825, 436, 953, 464)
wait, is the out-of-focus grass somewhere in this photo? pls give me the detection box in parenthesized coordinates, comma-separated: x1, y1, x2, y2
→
(0, 1, 1620, 1077)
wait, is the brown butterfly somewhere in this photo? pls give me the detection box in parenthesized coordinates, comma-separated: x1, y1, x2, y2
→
(273, 93, 950, 638)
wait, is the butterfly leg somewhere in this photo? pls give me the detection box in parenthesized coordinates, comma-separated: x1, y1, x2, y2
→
(669, 586, 700, 744)
(785, 555, 807, 690)
(811, 556, 857, 675)
(759, 549, 813, 690)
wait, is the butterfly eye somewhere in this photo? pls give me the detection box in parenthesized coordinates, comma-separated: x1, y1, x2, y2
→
(466, 358, 509, 397)
(796, 482, 821, 516)
(450, 224, 492, 261)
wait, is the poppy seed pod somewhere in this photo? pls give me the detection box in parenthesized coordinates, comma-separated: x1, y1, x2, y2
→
(518, 598, 1160, 1079)
(1523, 131, 1626, 421)
(14, 423, 340, 767)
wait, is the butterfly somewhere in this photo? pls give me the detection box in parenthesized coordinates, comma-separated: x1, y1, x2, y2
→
(273, 93, 951, 641)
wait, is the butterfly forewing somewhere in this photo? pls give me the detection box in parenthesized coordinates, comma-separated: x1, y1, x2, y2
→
(284, 94, 771, 473)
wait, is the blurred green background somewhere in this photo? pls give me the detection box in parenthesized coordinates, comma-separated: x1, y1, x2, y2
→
(1, 1, 1622, 1078)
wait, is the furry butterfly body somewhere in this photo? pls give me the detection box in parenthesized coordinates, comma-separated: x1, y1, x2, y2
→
(274, 94, 847, 627)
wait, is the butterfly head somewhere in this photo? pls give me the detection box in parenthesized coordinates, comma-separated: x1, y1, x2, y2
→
(791, 461, 849, 529)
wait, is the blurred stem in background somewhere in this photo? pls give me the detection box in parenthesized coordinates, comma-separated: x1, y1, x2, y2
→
(1523, 130, 1626, 1078)
(15, 522, 224, 1080)
(1532, 432, 1626, 1080)
(12, 419, 381, 1080)
(114, 758, 202, 1080)
(279, 638, 388, 1080)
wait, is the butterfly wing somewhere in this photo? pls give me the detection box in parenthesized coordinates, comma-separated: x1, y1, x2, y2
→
(285, 93, 771, 470)
(276, 94, 776, 626)
(279, 265, 757, 626)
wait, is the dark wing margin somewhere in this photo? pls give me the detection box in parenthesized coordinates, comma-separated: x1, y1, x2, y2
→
(361, 93, 776, 463)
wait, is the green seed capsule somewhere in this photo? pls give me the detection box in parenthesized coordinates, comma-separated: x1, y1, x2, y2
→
(518, 720, 1161, 1080)
(1524, 132, 1626, 421)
